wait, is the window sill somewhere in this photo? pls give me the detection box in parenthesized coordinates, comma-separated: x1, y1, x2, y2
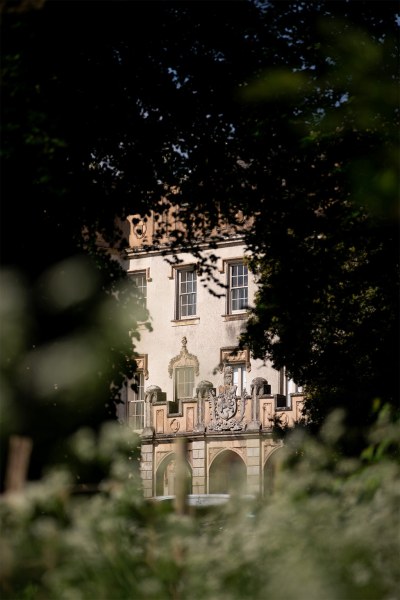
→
(171, 318, 200, 326)
(221, 313, 248, 321)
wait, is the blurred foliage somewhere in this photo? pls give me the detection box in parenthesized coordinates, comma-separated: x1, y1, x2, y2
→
(0, 3, 398, 597)
(1, 0, 398, 458)
(238, 12, 399, 437)
(0, 410, 399, 600)
(0, 260, 150, 485)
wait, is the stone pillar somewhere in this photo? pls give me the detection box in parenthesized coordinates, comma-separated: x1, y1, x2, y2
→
(246, 437, 261, 496)
(191, 440, 206, 494)
(247, 377, 266, 431)
(195, 380, 214, 432)
(142, 385, 162, 436)
(140, 443, 154, 498)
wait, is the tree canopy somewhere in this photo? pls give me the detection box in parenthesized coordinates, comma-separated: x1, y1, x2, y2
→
(1, 0, 399, 470)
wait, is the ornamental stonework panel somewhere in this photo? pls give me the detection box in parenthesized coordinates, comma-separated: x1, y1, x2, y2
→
(135, 354, 149, 379)
(156, 410, 164, 434)
(207, 366, 249, 432)
(169, 418, 180, 433)
(262, 402, 273, 428)
(168, 337, 199, 378)
(186, 407, 194, 432)
(219, 347, 251, 372)
(295, 398, 305, 421)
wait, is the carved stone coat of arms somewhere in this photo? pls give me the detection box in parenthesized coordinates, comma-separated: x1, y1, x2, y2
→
(208, 387, 247, 431)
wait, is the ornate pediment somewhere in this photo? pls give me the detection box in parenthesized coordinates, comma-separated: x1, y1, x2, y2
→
(168, 337, 200, 378)
(219, 347, 251, 372)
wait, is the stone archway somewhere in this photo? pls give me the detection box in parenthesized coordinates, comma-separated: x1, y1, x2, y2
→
(263, 447, 286, 496)
(209, 450, 247, 494)
(156, 453, 192, 496)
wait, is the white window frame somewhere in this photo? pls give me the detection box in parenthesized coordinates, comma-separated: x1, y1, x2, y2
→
(127, 371, 145, 430)
(174, 366, 195, 402)
(176, 268, 197, 319)
(130, 270, 147, 309)
(228, 262, 248, 314)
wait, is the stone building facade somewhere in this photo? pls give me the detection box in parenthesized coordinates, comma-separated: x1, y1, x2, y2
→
(119, 211, 304, 498)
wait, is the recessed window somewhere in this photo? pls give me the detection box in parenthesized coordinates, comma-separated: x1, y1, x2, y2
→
(131, 271, 147, 309)
(176, 268, 197, 318)
(127, 371, 145, 430)
(229, 263, 248, 313)
(174, 366, 195, 401)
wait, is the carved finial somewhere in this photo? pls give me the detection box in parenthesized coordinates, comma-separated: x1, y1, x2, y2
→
(222, 365, 236, 394)
(224, 365, 233, 387)
(182, 336, 187, 349)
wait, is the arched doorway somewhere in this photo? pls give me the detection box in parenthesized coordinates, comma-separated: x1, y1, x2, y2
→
(156, 454, 192, 496)
(209, 450, 247, 494)
(263, 447, 285, 496)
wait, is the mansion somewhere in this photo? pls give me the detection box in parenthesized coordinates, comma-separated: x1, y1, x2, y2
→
(117, 211, 304, 498)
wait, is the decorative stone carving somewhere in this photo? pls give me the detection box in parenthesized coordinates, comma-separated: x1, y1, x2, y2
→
(262, 402, 274, 429)
(168, 337, 200, 378)
(170, 418, 180, 433)
(207, 387, 248, 432)
(133, 219, 147, 239)
(223, 366, 233, 390)
(219, 347, 251, 372)
(208, 365, 249, 432)
(135, 354, 149, 379)
(276, 412, 289, 427)
(295, 398, 305, 422)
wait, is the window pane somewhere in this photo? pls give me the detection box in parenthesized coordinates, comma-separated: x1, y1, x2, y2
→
(230, 264, 248, 312)
(175, 367, 194, 399)
(128, 372, 144, 429)
(232, 365, 247, 393)
(131, 272, 147, 308)
(231, 287, 248, 311)
(178, 270, 196, 318)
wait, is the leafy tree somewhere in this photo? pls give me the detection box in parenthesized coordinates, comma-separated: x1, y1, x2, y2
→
(239, 9, 399, 442)
(1, 0, 398, 477)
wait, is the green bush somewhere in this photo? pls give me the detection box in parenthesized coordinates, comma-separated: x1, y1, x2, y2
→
(1, 412, 399, 600)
